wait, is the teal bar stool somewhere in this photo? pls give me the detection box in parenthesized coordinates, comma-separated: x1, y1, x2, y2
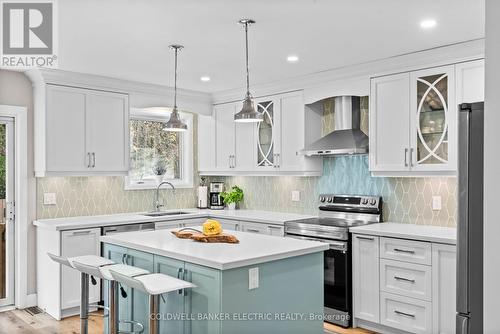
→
(109, 270, 196, 334)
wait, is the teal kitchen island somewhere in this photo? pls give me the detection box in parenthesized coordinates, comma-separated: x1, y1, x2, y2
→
(100, 228, 328, 334)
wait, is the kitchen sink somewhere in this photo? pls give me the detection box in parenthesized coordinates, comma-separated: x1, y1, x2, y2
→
(142, 211, 190, 217)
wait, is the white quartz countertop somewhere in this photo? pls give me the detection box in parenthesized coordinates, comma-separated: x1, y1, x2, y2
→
(350, 222, 457, 245)
(100, 228, 329, 270)
(33, 209, 316, 231)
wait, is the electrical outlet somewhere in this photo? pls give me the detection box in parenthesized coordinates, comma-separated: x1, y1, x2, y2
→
(43, 193, 57, 205)
(248, 267, 259, 290)
(291, 190, 300, 202)
(432, 196, 442, 211)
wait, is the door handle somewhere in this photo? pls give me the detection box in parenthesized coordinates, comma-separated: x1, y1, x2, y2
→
(409, 148, 414, 167)
(177, 268, 184, 294)
(277, 153, 280, 168)
(121, 254, 127, 264)
(404, 148, 408, 167)
(87, 152, 91, 168)
(183, 269, 188, 296)
(92, 152, 96, 168)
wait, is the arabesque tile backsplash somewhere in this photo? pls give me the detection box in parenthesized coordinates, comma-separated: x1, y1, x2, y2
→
(37, 156, 457, 227)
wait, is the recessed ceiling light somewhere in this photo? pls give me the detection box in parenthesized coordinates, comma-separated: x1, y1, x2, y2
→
(286, 55, 299, 63)
(200, 76, 211, 82)
(420, 19, 437, 29)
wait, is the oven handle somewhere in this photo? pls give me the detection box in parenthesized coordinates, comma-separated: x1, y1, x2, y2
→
(285, 233, 347, 251)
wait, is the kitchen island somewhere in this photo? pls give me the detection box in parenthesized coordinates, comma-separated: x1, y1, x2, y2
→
(101, 228, 328, 334)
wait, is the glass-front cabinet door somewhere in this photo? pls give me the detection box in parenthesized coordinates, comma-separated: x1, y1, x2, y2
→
(255, 98, 281, 170)
(410, 65, 456, 172)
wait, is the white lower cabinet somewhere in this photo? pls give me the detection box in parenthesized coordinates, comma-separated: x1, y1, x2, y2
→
(353, 234, 380, 322)
(61, 228, 101, 311)
(353, 234, 456, 334)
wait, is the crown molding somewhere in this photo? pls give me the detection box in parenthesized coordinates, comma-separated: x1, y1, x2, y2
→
(212, 38, 485, 104)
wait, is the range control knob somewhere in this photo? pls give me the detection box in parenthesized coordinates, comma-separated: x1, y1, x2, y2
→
(327, 197, 333, 203)
(361, 198, 368, 205)
(369, 199, 377, 206)
(320, 196, 326, 202)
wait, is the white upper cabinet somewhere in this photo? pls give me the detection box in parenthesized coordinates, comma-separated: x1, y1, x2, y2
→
(369, 60, 484, 176)
(39, 85, 129, 176)
(369, 73, 410, 173)
(199, 91, 322, 176)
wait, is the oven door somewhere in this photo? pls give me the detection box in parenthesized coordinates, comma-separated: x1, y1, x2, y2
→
(286, 233, 351, 327)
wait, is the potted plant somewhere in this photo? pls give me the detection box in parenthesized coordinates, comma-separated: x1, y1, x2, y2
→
(152, 158, 167, 184)
(220, 186, 244, 210)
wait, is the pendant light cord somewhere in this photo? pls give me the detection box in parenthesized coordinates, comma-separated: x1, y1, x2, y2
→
(173, 47, 178, 110)
(244, 21, 250, 97)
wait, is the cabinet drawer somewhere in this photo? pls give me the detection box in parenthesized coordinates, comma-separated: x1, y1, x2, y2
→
(380, 237, 431, 265)
(380, 292, 432, 334)
(380, 259, 432, 301)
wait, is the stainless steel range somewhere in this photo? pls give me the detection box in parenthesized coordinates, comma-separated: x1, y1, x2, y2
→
(285, 194, 382, 328)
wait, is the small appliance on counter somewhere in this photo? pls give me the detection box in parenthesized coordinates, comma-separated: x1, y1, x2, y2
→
(209, 182, 224, 210)
(197, 177, 208, 209)
(285, 194, 382, 328)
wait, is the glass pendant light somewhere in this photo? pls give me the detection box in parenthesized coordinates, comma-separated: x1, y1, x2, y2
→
(164, 44, 188, 132)
(234, 19, 263, 123)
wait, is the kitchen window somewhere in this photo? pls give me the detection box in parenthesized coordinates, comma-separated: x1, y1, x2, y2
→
(125, 108, 193, 189)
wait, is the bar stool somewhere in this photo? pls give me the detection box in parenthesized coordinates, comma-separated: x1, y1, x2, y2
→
(109, 270, 196, 334)
(72, 259, 149, 334)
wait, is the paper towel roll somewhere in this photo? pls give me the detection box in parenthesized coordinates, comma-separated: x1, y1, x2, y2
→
(197, 186, 208, 209)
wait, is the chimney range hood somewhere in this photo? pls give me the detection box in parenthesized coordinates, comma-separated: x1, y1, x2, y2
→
(300, 96, 368, 156)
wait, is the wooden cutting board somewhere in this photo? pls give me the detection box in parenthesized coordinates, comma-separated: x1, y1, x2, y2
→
(172, 228, 239, 244)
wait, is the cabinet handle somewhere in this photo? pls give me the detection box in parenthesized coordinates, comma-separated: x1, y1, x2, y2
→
(121, 254, 127, 264)
(267, 225, 282, 230)
(183, 269, 188, 296)
(87, 152, 91, 168)
(393, 248, 415, 254)
(177, 268, 184, 294)
(409, 148, 414, 167)
(92, 152, 96, 168)
(246, 228, 260, 233)
(355, 235, 374, 241)
(232, 155, 236, 168)
(71, 230, 92, 235)
(394, 310, 415, 318)
(394, 276, 416, 283)
(277, 153, 280, 168)
(404, 148, 408, 167)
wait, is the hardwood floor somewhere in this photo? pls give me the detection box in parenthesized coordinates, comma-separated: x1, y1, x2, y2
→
(0, 309, 104, 334)
(0, 309, 376, 334)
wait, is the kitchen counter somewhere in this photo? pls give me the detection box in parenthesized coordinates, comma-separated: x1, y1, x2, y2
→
(350, 222, 457, 245)
(100, 228, 328, 270)
(33, 209, 316, 231)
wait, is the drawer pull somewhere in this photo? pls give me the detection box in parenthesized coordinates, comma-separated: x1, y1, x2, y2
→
(267, 225, 282, 230)
(394, 310, 416, 318)
(72, 230, 92, 235)
(356, 235, 374, 240)
(394, 276, 416, 283)
(246, 229, 260, 233)
(393, 248, 416, 254)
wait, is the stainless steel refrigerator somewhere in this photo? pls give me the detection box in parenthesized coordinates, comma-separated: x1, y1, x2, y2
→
(457, 102, 484, 334)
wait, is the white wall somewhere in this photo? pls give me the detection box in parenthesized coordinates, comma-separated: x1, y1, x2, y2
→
(484, 0, 499, 332)
(0, 70, 37, 295)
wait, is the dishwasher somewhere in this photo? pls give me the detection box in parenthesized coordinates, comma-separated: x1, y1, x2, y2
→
(102, 222, 155, 235)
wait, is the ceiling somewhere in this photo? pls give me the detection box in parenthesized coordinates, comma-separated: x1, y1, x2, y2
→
(58, 0, 485, 93)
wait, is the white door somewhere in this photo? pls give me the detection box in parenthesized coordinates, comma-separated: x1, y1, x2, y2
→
(369, 73, 411, 172)
(432, 243, 457, 334)
(255, 98, 279, 171)
(410, 65, 456, 172)
(278, 93, 303, 171)
(0, 117, 15, 307)
(234, 111, 255, 171)
(215, 103, 236, 170)
(86, 90, 129, 173)
(353, 234, 380, 323)
(456, 60, 485, 104)
(46, 85, 88, 172)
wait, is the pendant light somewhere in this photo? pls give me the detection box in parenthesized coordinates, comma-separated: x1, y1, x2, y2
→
(163, 44, 188, 132)
(234, 19, 263, 123)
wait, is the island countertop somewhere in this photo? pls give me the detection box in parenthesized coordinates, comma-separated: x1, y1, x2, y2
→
(100, 228, 329, 270)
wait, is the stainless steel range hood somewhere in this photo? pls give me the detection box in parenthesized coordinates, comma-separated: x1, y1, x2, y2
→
(300, 96, 368, 156)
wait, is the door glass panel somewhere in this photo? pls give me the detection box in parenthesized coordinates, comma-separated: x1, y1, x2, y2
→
(416, 73, 449, 165)
(0, 123, 5, 300)
(256, 101, 274, 167)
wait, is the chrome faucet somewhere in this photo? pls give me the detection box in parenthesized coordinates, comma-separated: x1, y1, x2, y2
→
(154, 181, 175, 212)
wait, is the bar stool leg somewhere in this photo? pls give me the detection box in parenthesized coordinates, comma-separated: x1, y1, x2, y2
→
(109, 281, 119, 334)
(149, 295, 159, 334)
(80, 272, 89, 334)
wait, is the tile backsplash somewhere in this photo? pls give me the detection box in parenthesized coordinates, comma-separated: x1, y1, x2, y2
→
(37, 155, 457, 227)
